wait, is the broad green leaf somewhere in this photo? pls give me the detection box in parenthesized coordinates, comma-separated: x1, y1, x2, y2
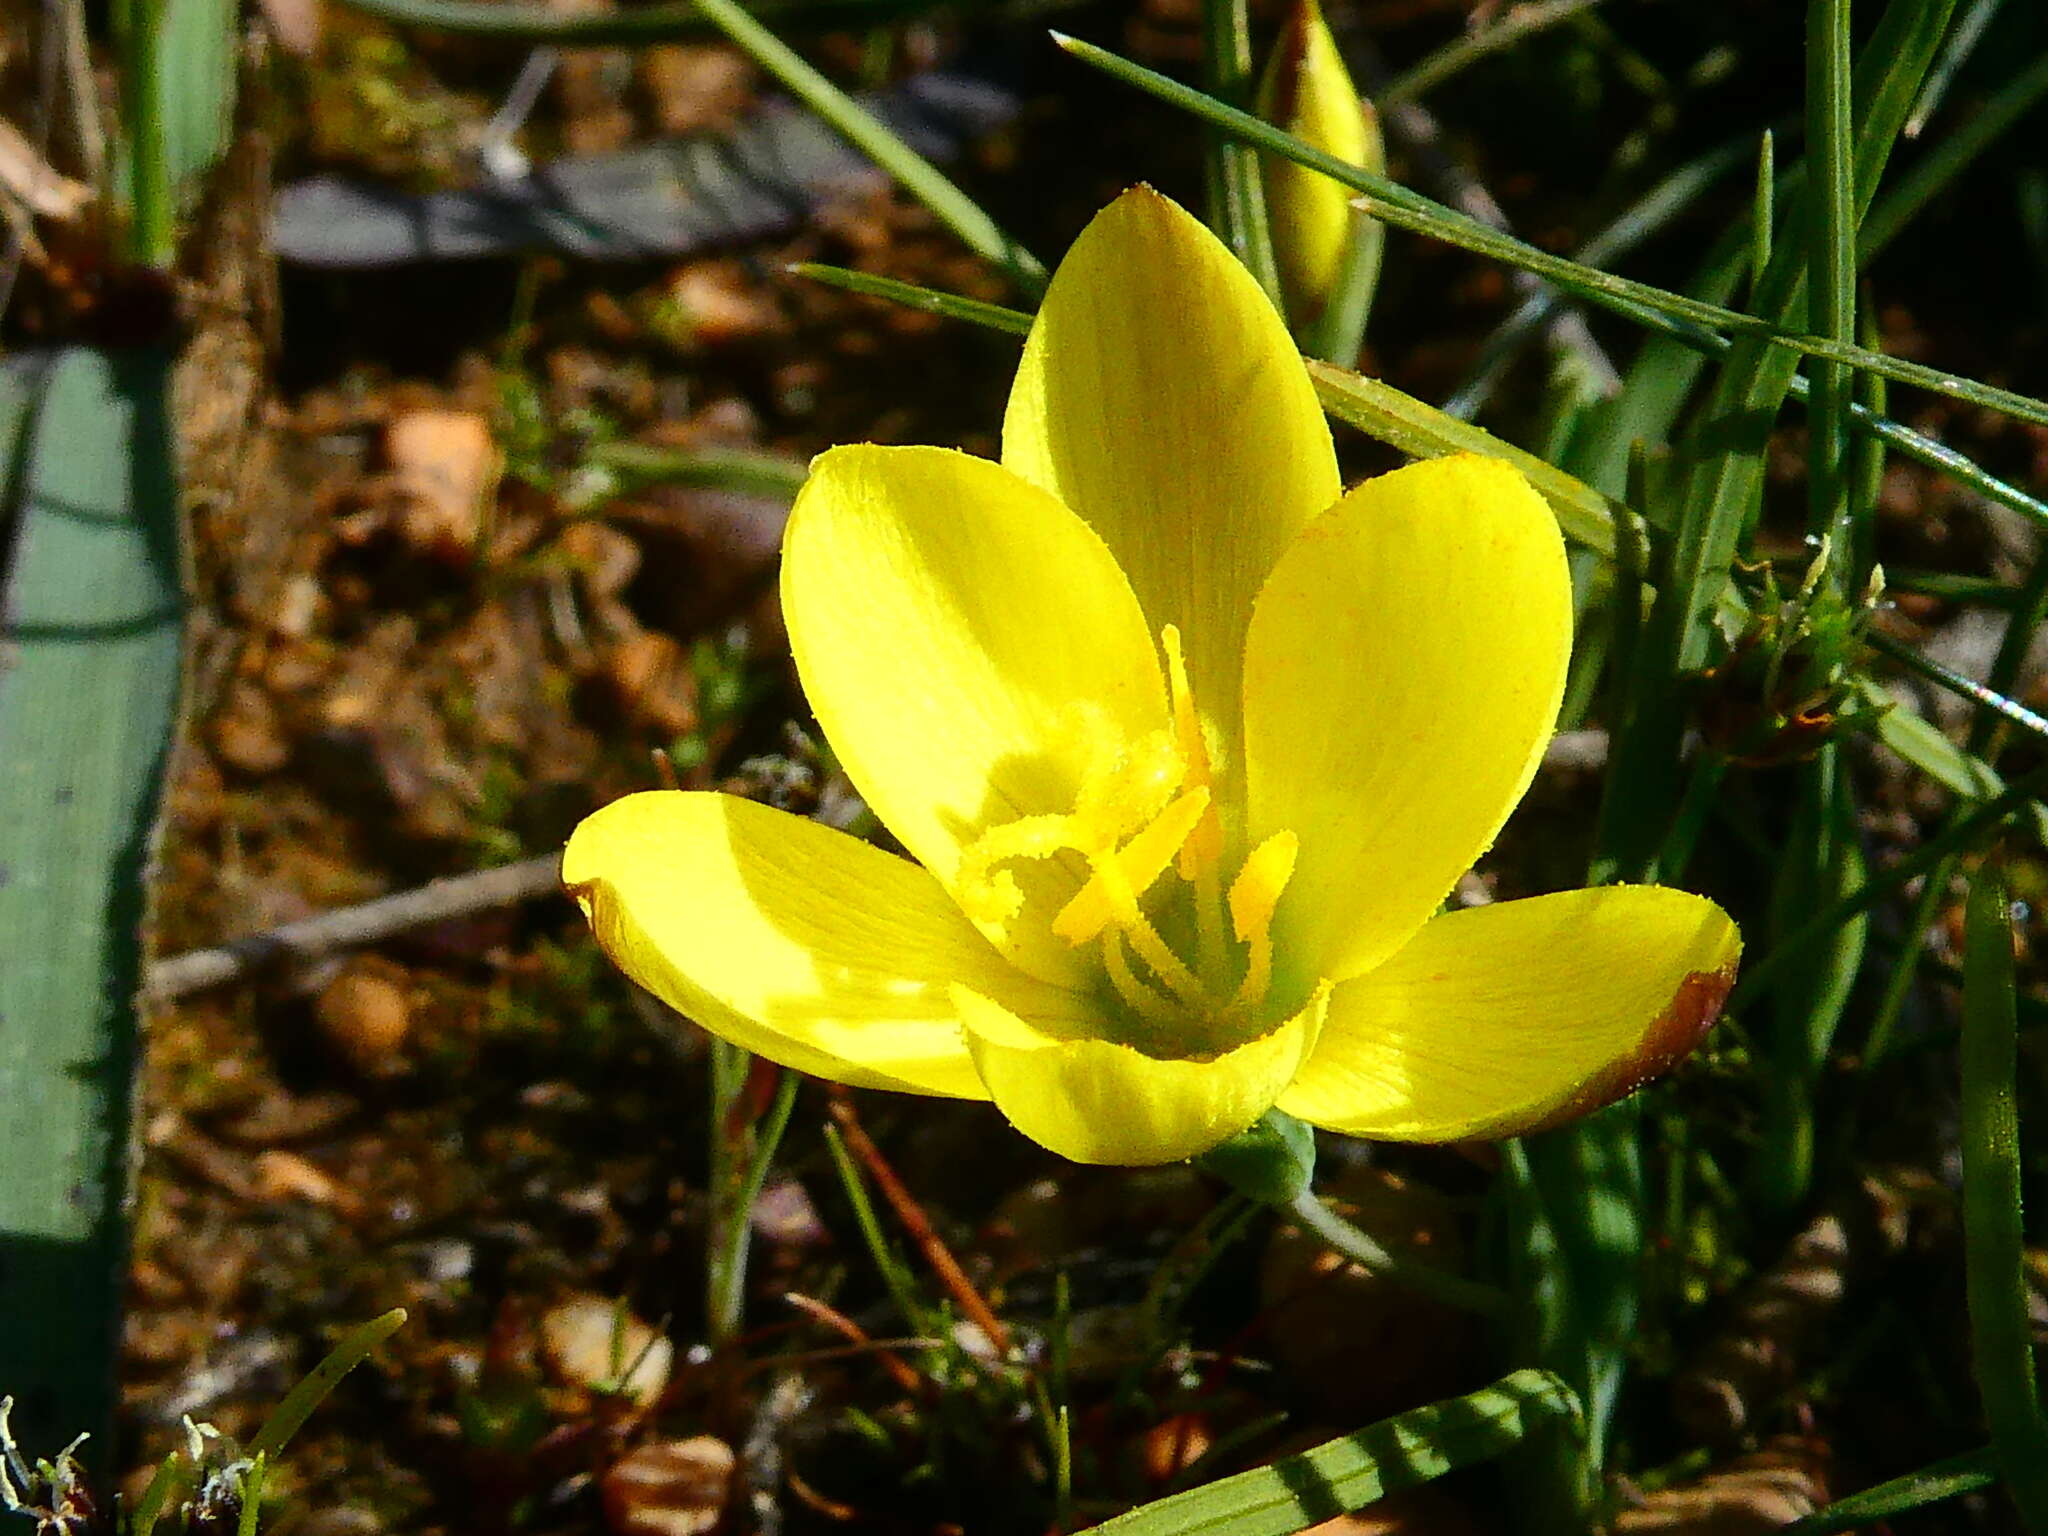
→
(1074, 1369, 1581, 1536)
(0, 348, 184, 1454)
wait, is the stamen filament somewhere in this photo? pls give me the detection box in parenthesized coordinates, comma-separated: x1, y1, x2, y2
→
(1101, 929, 1181, 1026)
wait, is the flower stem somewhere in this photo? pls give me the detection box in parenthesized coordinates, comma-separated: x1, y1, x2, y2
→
(1284, 1186, 1509, 1319)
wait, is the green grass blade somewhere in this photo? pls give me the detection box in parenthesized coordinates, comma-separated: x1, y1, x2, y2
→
(791, 262, 1034, 333)
(1863, 48, 2048, 262)
(115, 0, 237, 266)
(1445, 133, 1752, 421)
(1200, 0, 1280, 302)
(1867, 630, 2048, 748)
(1073, 1369, 1581, 1536)
(246, 1309, 409, 1459)
(589, 443, 809, 499)
(1805, 0, 1855, 571)
(0, 348, 184, 1457)
(1751, 129, 1775, 294)
(1732, 760, 2048, 1009)
(1378, 0, 1606, 107)
(1053, 32, 2048, 430)
(794, 259, 2048, 546)
(1497, 1120, 1643, 1530)
(335, 0, 1007, 45)
(1752, 748, 1867, 1217)
(692, 0, 1045, 293)
(1307, 361, 1625, 557)
(1961, 863, 2048, 1531)
(1782, 1446, 1999, 1534)
(1903, 0, 2004, 136)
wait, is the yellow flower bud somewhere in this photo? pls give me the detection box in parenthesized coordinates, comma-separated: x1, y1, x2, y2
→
(1257, 0, 1383, 332)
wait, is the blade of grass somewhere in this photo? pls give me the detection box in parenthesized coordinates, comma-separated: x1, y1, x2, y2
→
(1378, 0, 1607, 107)
(1805, 0, 1856, 578)
(1074, 1369, 1581, 1536)
(1863, 47, 2048, 261)
(1445, 133, 1753, 421)
(246, 1309, 409, 1458)
(693, 0, 1045, 293)
(1200, 0, 1280, 302)
(1752, 747, 1867, 1217)
(1053, 30, 2048, 430)
(1904, 0, 2003, 135)
(1781, 1446, 1999, 1534)
(1961, 863, 2048, 1531)
(790, 261, 2048, 542)
(822, 1122, 937, 1338)
(336, 0, 1007, 45)
(1732, 759, 2048, 1008)
(589, 442, 809, 499)
(708, 1067, 801, 1343)
(791, 262, 1034, 333)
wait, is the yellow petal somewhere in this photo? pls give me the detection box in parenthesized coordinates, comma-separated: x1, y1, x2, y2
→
(1277, 886, 1741, 1141)
(563, 791, 1087, 1098)
(1243, 454, 1571, 986)
(1258, 0, 1382, 318)
(1002, 187, 1340, 794)
(783, 444, 1167, 986)
(953, 983, 1326, 1165)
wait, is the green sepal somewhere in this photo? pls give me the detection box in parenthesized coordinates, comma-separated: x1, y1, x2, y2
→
(1196, 1108, 1317, 1203)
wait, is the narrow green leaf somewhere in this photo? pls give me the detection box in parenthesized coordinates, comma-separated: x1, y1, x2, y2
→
(1307, 361, 1624, 558)
(791, 262, 1034, 333)
(1073, 1370, 1580, 1536)
(1961, 863, 2048, 1532)
(1447, 133, 1752, 421)
(1863, 47, 2048, 263)
(247, 1309, 409, 1458)
(589, 443, 808, 499)
(1200, 0, 1281, 303)
(1053, 32, 2048, 430)
(1804, 0, 1855, 570)
(692, 0, 1045, 292)
(1378, 0, 1606, 106)
(0, 349, 183, 1457)
(1751, 129, 1775, 295)
(1732, 760, 2048, 1009)
(1781, 1446, 1999, 1535)
(337, 0, 938, 40)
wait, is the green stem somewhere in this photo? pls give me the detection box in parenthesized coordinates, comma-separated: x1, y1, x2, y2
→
(1283, 1187, 1508, 1319)
(1961, 863, 2048, 1532)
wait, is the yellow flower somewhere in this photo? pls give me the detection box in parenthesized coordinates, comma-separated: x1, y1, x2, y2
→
(563, 188, 1740, 1167)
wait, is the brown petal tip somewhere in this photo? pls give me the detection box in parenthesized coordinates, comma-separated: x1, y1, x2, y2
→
(1525, 961, 1737, 1136)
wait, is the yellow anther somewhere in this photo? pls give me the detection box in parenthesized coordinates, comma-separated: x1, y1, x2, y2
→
(1052, 787, 1211, 944)
(1227, 830, 1299, 943)
(1229, 830, 1299, 1009)
(1162, 625, 1224, 880)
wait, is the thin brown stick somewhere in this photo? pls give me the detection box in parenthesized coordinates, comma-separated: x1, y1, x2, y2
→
(144, 853, 564, 999)
(781, 1292, 923, 1394)
(825, 1093, 1013, 1358)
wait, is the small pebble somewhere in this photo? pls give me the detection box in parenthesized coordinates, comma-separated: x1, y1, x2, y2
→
(601, 1437, 734, 1536)
(540, 1294, 673, 1408)
(314, 962, 413, 1076)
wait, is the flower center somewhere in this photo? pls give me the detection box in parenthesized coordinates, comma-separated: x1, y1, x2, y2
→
(955, 626, 1298, 1054)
